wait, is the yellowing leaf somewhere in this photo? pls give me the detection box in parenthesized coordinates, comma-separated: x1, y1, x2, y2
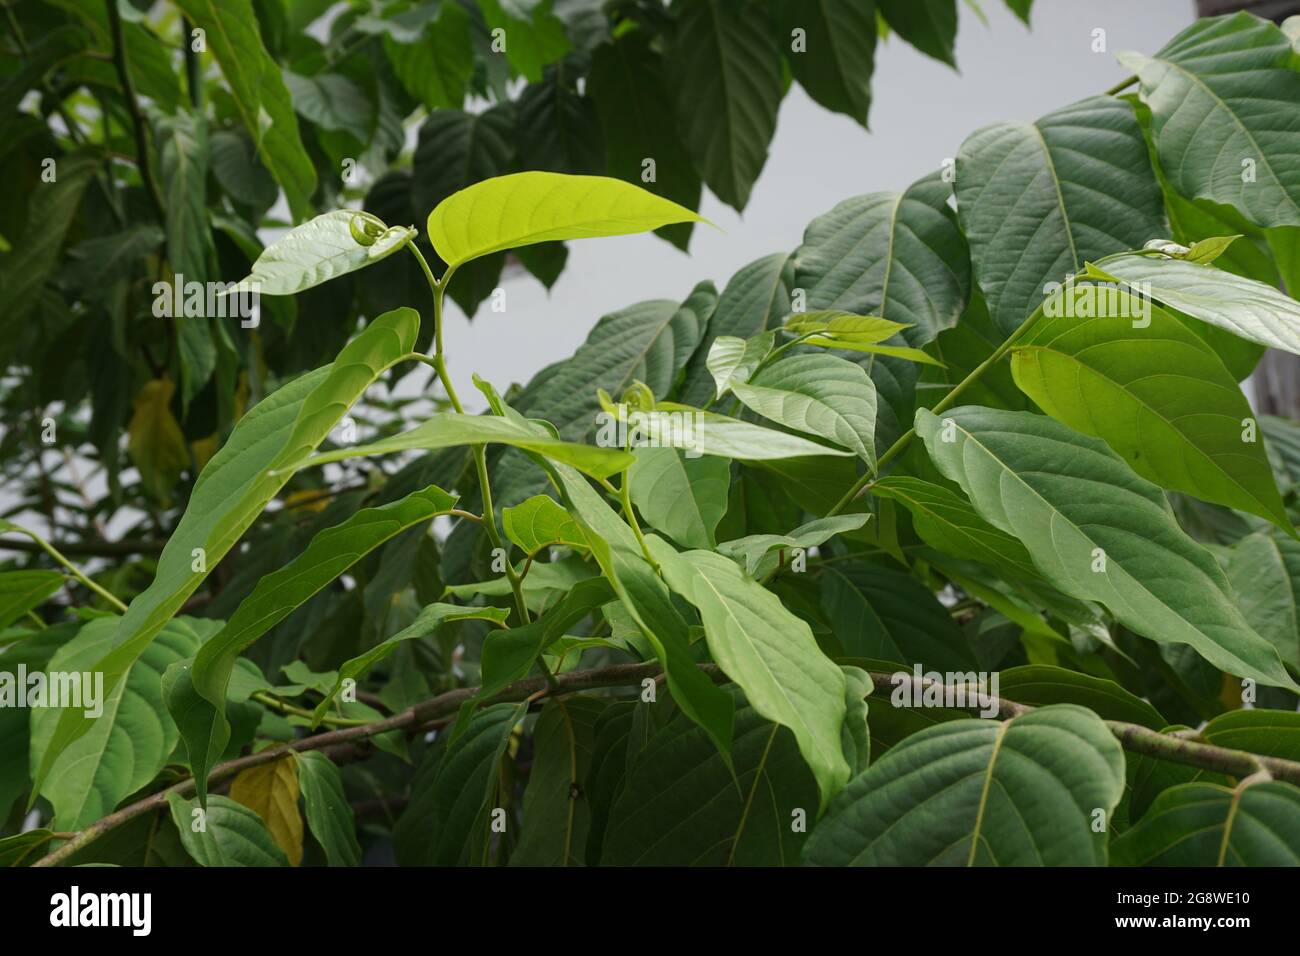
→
(229, 759, 303, 866)
(426, 172, 704, 269)
(127, 379, 189, 500)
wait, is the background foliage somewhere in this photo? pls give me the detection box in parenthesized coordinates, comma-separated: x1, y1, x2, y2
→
(3, 0, 1300, 868)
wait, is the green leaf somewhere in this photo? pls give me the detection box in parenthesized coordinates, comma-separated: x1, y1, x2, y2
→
(477, 0, 570, 82)
(503, 494, 586, 554)
(955, 95, 1166, 335)
(803, 705, 1126, 865)
(283, 71, 374, 144)
(679, 254, 791, 407)
(821, 563, 978, 671)
(173, 0, 316, 219)
(294, 751, 361, 867)
(785, 311, 911, 345)
(997, 665, 1167, 729)
(647, 539, 849, 807)
(0, 570, 63, 629)
(870, 476, 1038, 583)
(153, 106, 215, 405)
(795, 173, 971, 347)
(775, 0, 877, 123)
(1010, 283, 1291, 530)
(392, 703, 523, 865)
(1111, 781, 1300, 866)
(1225, 532, 1300, 670)
(639, 404, 856, 461)
(315, 602, 511, 724)
(588, 30, 701, 250)
(552, 465, 735, 757)
(516, 64, 604, 175)
(667, 0, 784, 210)
(718, 514, 870, 578)
(878, 0, 956, 66)
(33, 309, 421, 798)
(1095, 252, 1300, 358)
(0, 151, 101, 360)
(384, 0, 474, 110)
(628, 448, 729, 550)
(511, 697, 607, 866)
(173, 484, 459, 800)
(731, 353, 879, 466)
(1203, 708, 1300, 760)
(425, 171, 702, 269)
(1118, 13, 1300, 228)
(29, 617, 218, 830)
(706, 332, 774, 399)
(302, 412, 633, 480)
(468, 578, 615, 722)
(166, 793, 290, 866)
(232, 210, 415, 296)
(915, 406, 1298, 689)
(601, 685, 820, 865)
(0, 830, 56, 867)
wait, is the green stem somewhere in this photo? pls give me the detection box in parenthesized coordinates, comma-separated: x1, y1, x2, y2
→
(1104, 74, 1137, 96)
(406, 243, 527, 624)
(8, 524, 129, 613)
(250, 691, 371, 728)
(827, 303, 1045, 516)
(618, 468, 659, 572)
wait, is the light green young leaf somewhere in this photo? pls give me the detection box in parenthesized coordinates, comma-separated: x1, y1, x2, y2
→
(294, 752, 362, 867)
(231, 210, 415, 296)
(1111, 781, 1300, 866)
(803, 705, 1126, 865)
(916, 406, 1298, 689)
(1118, 13, 1300, 228)
(552, 465, 735, 758)
(167, 793, 290, 867)
(718, 514, 870, 577)
(314, 602, 511, 725)
(643, 404, 855, 461)
(706, 332, 774, 399)
(731, 353, 879, 467)
(1010, 284, 1291, 531)
(679, 254, 792, 407)
(172, 484, 459, 801)
(1095, 253, 1300, 357)
(785, 311, 910, 344)
(32, 308, 421, 798)
(503, 494, 587, 554)
(426, 172, 702, 269)
(462, 579, 616, 731)
(628, 448, 730, 550)
(647, 539, 849, 808)
(301, 412, 633, 480)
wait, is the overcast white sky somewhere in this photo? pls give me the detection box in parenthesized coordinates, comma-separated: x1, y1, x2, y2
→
(434, 0, 1198, 407)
